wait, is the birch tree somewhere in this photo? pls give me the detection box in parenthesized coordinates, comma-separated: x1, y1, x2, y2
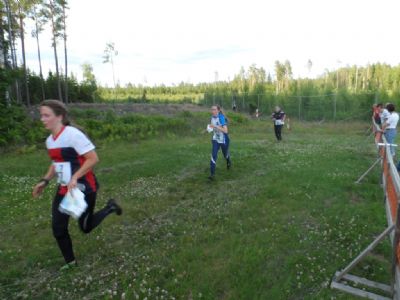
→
(103, 42, 118, 100)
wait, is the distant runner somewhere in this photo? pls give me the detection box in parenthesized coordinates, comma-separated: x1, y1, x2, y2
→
(208, 105, 231, 180)
(32, 100, 122, 270)
(272, 106, 286, 141)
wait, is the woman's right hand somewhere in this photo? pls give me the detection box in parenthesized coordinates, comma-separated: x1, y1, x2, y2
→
(32, 182, 46, 198)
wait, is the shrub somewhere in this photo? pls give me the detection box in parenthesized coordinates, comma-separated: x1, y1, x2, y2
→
(226, 112, 248, 124)
(1, 106, 211, 150)
(0, 104, 46, 147)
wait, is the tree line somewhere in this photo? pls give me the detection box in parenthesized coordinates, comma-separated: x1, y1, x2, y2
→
(1, 0, 72, 106)
(98, 62, 400, 105)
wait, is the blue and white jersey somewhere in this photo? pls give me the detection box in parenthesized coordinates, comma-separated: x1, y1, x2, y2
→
(211, 113, 227, 144)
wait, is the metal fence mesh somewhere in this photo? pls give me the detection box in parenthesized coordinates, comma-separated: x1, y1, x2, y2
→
(202, 92, 377, 121)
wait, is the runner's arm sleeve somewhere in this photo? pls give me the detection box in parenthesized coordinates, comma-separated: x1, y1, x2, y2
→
(72, 130, 95, 155)
(219, 114, 226, 126)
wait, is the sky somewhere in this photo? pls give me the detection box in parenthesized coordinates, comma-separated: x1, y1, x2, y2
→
(21, 0, 400, 86)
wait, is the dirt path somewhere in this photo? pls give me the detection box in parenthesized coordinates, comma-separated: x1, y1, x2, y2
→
(68, 103, 209, 116)
(28, 102, 210, 118)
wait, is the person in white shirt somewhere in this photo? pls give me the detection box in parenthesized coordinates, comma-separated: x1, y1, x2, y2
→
(32, 100, 122, 270)
(380, 104, 391, 125)
(382, 103, 399, 156)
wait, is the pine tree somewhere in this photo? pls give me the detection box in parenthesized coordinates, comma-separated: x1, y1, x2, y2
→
(30, 0, 47, 101)
(44, 0, 63, 102)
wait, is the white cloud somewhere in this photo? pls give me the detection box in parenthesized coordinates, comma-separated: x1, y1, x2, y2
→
(18, 0, 400, 86)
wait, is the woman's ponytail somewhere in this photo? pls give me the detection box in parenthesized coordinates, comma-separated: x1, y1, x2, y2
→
(216, 105, 228, 123)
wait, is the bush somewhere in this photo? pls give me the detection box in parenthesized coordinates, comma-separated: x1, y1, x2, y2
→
(226, 112, 249, 124)
(78, 113, 189, 143)
(0, 104, 46, 147)
(0, 106, 203, 150)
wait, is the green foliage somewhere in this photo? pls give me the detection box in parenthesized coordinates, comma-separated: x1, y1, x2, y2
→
(78, 112, 188, 143)
(2, 69, 99, 104)
(98, 85, 203, 104)
(226, 112, 248, 124)
(0, 103, 45, 147)
(0, 106, 207, 149)
(0, 67, 16, 105)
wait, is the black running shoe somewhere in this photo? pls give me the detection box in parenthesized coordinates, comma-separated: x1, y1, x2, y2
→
(227, 160, 231, 170)
(107, 199, 123, 215)
(208, 175, 215, 181)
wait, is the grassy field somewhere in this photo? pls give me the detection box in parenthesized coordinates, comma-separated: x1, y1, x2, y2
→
(0, 118, 391, 299)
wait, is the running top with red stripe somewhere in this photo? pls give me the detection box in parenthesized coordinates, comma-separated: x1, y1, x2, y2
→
(46, 126, 99, 196)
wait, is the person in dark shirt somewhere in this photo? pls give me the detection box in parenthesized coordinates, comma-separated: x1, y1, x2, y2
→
(271, 106, 286, 141)
(373, 103, 382, 125)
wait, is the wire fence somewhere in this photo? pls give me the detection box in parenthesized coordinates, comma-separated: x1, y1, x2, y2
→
(202, 92, 378, 121)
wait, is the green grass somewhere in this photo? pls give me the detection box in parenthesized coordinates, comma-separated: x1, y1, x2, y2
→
(0, 119, 391, 299)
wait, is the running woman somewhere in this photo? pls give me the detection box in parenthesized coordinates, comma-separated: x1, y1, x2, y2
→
(272, 106, 286, 141)
(208, 105, 231, 180)
(32, 100, 122, 270)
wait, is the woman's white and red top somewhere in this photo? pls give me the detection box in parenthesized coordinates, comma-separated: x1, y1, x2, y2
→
(45, 126, 99, 196)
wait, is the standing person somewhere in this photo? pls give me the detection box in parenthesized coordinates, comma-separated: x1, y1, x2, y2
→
(272, 106, 286, 141)
(380, 103, 390, 126)
(373, 103, 382, 125)
(32, 100, 122, 270)
(381, 103, 399, 157)
(208, 105, 231, 180)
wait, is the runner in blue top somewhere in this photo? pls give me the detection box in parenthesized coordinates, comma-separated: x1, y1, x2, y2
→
(208, 105, 231, 180)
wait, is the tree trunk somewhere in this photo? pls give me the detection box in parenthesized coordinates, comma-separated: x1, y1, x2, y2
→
(0, 10, 11, 107)
(50, 0, 63, 102)
(62, 4, 68, 103)
(53, 37, 63, 102)
(5, 0, 22, 104)
(362, 74, 365, 90)
(19, 6, 30, 106)
(354, 66, 358, 92)
(34, 9, 45, 101)
(5, 0, 15, 69)
(0, 10, 6, 68)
